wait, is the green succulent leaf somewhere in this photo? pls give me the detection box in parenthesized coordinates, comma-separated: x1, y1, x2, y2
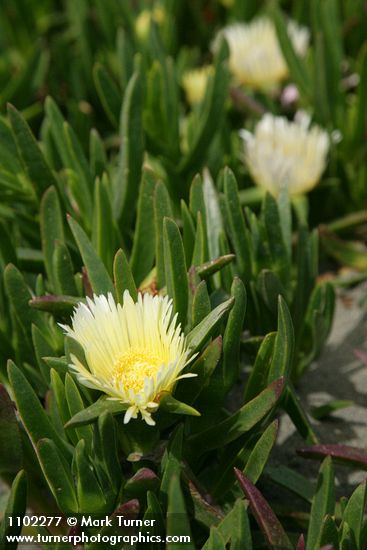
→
(187, 378, 284, 455)
(40, 186, 64, 288)
(73, 439, 107, 514)
(114, 68, 144, 225)
(0, 385, 23, 474)
(113, 248, 138, 303)
(7, 361, 71, 460)
(166, 474, 195, 550)
(129, 170, 157, 286)
(68, 215, 115, 296)
(158, 393, 200, 417)
(187, 297, 234, 353)
(7, 103, 58, 199)
(0, 470, 27, 549)
(306, 457, 335, 550)
(243, 419, 279, 484)
(37, 438, 78, 514)
(65, 396, 128, 428)
(163, 217, 189, 327)
(93, 63, 121, 127)
(235, 469, 292, 550)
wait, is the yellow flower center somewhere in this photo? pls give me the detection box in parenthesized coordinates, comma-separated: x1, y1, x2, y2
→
(113, 350, 164, 393)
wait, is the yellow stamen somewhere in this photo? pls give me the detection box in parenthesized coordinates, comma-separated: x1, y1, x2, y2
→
(113, 350, 164, 393)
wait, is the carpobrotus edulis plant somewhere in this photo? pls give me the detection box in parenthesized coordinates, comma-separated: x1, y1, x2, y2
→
(240, 113, 330, 196)
(218, 17, 309, 90)
(61, 291, 193, 425)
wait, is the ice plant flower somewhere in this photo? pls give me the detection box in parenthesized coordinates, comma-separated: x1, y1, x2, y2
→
(218, 17, 309, 90)
(182, 66, 213, 106)
(135, 7, 165, 41)
(240, 113, 329, 196)
(61, 291, 193, 426)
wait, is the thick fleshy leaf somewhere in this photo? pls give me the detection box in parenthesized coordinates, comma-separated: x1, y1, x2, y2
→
(319, 515, 339, 549)
(4, 263, 46, 336)
(95, 411, 122, 492)
(0, 470, 27, 549)
(7, 104, 58, 199)
(297, 444, 367, 469)
(191, 280, 211, 328)
(166, 474, 195, 550)
(306, 457, 335, 550)
(244, 332, 276, 403)
(65, 374, 93, 452)
(267, 296, 294, 383)
(29, 295, 81, 315)
(222, 168, 252, 280)
(284, 384, 319, 444)
(158, 393, 200, 417)
(203, 499, 251, 550)
(114, 69, 144, 224)
(129, 170, 157, 285)
(93, 63, 121, 127)
(163, 217, 189, 327)
(52, 242, 78, 296)
(186, 297, 234, 353)
(222, 278, 246, 391)
(234, 469, 292, 549)
(92, 174, 116, 274)
(196, 254, 235, 279)
(113, 248, 138, 303)
(187, 378, 284, 455)
(8, 361, 71, 460)
(244, 420, 278, 484)
(154, 181, 173, 288)
(342, 480, 367, 548)
(206, 528, 226, 550)
(40, 186, 64, 288)
(72, 439, 107, 514)
(266, 466, 314, 503)
(0, 385, 22, 474)
(68, 215, 115, 296)
(37, 438, 78, 514)
(65, 396, 128, 428)
(175, 337, 222, 406)
(124, 468, 160, 499)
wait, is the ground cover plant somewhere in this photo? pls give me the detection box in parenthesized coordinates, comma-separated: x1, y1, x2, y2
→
(0, 0, 367, 548)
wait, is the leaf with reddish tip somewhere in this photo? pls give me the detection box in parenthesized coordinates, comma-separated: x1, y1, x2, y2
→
(234, 468, 292, 550)
(297, 444, 367, 469)
(354, 349, 367, 366)
(124, 468, 160, 498)
(296, 534, 305, 550)
(113, 499, 140, 519)
(29, 295, 82, 314)
(196, 254, 235, 278)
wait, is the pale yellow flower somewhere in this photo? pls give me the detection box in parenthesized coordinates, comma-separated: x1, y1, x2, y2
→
(61, 292, 193, 426)
(135, 7, 165, 41)
(220, 0, 234, 8)
(241, 113, 329, 196)
(182, 66, 213, 106)
(218, 17, 309, 90)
